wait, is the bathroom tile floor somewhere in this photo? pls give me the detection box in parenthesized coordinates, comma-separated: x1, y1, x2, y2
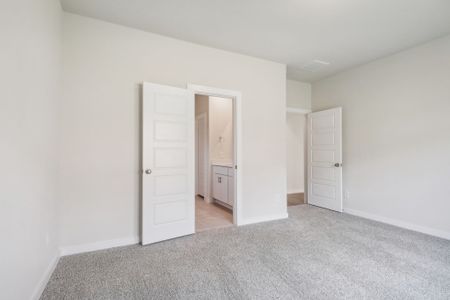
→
(195, 196, 233, 232)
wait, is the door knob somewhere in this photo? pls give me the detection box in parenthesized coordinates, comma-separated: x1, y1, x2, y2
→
(145, 169, 152, 175)
(334, 163, 341, 167)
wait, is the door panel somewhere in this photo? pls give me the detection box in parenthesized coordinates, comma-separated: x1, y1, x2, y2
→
(154, 201, 187, 224)
(142, 82, 195, 245)
(312, 166, 335, 181)
(307, 108, 343, 212)
(154, 121, 187, 141)
(154, 174, 187, 196)
(312, 150, 335, 162)
(154, 148, 186, 168)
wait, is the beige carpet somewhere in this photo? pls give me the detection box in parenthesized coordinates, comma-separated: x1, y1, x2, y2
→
(41, 205, 450, 299)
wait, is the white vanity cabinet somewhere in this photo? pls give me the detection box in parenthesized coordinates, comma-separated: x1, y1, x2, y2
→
(212, 165, 234, 208)
(213, 173, 228, 204)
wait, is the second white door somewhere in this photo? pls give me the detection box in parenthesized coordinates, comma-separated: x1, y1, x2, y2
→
(307, 107, 343, 212)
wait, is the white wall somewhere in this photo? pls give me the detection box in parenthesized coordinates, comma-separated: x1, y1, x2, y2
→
(60, 13, 287, 249)
(286, 79, 311, 109)
(209, 97, 234, 164)
(0, 0, 61, 299)
(286, 113, 305, 194)
(312, 34, 450, 239)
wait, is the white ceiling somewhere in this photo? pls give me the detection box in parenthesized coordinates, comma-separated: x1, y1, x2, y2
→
(61, 0, 450, 82)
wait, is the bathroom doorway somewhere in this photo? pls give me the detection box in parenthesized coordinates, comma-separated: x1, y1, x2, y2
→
(195, 95, 233, 232)
(190, 85, 242, 232)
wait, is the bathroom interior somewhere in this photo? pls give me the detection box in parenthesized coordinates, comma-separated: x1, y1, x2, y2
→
(195, 94, 235, 232)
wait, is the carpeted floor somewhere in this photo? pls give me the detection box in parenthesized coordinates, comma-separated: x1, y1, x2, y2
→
(41, 205, 450, 299)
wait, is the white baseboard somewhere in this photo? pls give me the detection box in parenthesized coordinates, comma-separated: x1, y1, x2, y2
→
(239, 213, 289, 226)
(344, 208, 450, 240)
(32, 253, 60, 300)
(60, 236, 140, 256)
(287, 189, 304, 194)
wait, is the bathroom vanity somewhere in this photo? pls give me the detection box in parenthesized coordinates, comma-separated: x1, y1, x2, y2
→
(211, 163, 234, 209)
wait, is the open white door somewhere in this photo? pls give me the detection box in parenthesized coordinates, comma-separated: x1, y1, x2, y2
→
(307, 107, 343, 212)
(142, 82, 195, 245)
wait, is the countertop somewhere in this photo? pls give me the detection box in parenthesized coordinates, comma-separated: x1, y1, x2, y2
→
(211, 162, 234, 168)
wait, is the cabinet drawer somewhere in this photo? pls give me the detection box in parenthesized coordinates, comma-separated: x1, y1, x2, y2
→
(213, 173, 228, 203)
(212, 165, 229, 175)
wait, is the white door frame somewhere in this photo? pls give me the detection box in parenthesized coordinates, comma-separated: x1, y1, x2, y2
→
(286, 107, 311, 204)
(188, 84, 243, 226)
(195, 112, 208, 198)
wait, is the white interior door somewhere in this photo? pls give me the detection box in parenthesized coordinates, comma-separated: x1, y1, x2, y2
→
(142, 82, 195, 245)
(307, 107, 343, 212)
(195, 114, 207, 197)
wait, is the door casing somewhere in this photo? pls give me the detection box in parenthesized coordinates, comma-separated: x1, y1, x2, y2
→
(195, 113, 208, 198)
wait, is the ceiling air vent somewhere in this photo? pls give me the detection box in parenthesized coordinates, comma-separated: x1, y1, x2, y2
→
(300, 60, 330, 72)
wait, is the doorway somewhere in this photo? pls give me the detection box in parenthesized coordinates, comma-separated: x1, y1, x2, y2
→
(285, 107, 344, 211)
(194, 94, 235, 232)
(286, 108, 308, 206)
